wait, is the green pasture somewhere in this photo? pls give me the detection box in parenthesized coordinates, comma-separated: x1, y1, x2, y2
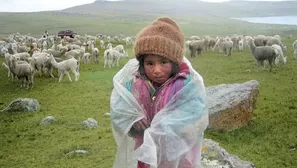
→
(0, 14, 297, 167)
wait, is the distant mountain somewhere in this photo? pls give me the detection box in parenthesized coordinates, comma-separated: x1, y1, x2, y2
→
(0, 0, 296, 38)
(62, 0, 297, 18)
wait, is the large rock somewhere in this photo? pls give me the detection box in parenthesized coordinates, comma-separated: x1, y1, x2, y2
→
(206, 80, 259, 131)
(0, 98, 40, 112)
(202, 139, 256, 168)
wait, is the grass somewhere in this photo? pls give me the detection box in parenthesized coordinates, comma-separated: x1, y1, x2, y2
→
(1, 19, 297, 167)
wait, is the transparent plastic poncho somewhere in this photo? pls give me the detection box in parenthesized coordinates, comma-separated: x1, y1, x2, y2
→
(110, 57, 209, 168)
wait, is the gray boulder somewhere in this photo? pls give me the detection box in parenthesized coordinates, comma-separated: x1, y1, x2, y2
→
(0, 98, 40, 112)
(202, 139, 256, 168)
(206, 80, 259, 131)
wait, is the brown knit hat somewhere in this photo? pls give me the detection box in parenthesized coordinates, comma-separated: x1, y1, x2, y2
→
(134, 17, 185, 64)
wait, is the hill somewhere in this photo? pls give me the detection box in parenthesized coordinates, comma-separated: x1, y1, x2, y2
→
(63, 0, 297, 18)
(0, 0, 297, 38)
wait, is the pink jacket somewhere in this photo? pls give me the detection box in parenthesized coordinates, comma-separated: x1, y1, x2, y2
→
(127, 62, 192, 168)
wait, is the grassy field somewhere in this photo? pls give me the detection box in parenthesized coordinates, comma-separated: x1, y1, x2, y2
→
(1, 36, 297, 168)
(0, 13, 297, 167)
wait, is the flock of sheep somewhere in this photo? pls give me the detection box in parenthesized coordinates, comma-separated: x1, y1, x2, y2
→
(1, 32, 297, 89)
(186, 34, 297, 72)
(0, 32, 132, 88)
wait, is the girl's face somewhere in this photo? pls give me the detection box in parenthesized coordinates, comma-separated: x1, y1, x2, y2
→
(144, 54, 173, 84)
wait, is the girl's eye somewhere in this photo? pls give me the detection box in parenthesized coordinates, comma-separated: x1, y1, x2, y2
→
(161, 60, 169, 64)
(146, 62, 153, 66)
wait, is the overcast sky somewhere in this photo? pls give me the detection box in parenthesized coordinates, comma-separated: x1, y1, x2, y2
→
(0, 0, 287, 12)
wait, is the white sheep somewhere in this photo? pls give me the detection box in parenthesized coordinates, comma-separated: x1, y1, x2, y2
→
(124, 37, 133, 45)
(271, 44, 287, 65)
(106, 43, 112, 49)
(12, 52, 30, 62)
(92, 48, 99, 64)
(103, 49, 126, 68)
(31, 52, 55, 78)
(45, 48, 67, 58)
(185, 40, 191, 56)
(292, 39, 297, 59)
(2, 62, 10, 77)
(9, 56, 35, 88)
(266, 37, 286, 52)
(0, 46, 8, 56)
(222, 39, 233, 56)
(213, 37, 233, 56)
(99, 40, 105, 49)
(49, 54, 79, 82)
(64, 49, 82, 60)
(82, 53, 91, 64)
(238, 39, 244, 51)
(113, 44, 127, 57)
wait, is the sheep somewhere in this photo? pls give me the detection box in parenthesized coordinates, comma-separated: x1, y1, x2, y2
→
(31, 52, 48, 77)
(222, 39, 233, 56)
(45, 48, 67, 58)
(124, 37, 133, 45)
(113, 36, 120, 43)
(190, 36, 200, 40)
(106, 43, 112, 49)
(92, 48, 99, 64)
(189, 40, 204, 57)
(213, 37, 224, 52)
(271, 44, 287, 65)
(82, 53, 91, 64)
(12, 52, 30, 62)
(49, 54, 79, 82)
(56, 43, 63, 51)
(243, 36, 253, 49)
(238, 39, 244, 51)
(103, 49, 126, 68)
(207, 38, 216, 51)
(274, 34, 281, 41)
(2, 62, 10, 77)
(113, 44, 127, 57)
(0, 46, 8, 57)
(64, 49, 82, 60)
(100, 40, 105, 49)
(9, 43, 18, 54)
(231, 35, 240, 51)
(213, 37, 233, 56)
(249, 39, 277, 72)
(266, 37, 286, 52)
(17, 44, 30, 53)
(68, 44, 81, 50)
(4, 53, 13, 78)
(87, 40, 99, 64)
(253, 35, 267, 46)
(31, 52, 55, 78)
(9, 56, 35, 88)
(185, 40, 191, 56)
(292, 39, 297, 59)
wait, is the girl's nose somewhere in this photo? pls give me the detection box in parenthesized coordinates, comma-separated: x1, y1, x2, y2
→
(153, 64, 162, 74)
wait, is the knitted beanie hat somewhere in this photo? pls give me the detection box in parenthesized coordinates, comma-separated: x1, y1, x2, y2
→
(134, 17, 185, 64)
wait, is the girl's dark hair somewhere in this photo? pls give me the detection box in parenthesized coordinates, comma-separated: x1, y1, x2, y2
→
(138, 55, 180, 78)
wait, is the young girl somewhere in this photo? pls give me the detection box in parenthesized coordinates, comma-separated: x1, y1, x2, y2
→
(110, 17, 208, 168)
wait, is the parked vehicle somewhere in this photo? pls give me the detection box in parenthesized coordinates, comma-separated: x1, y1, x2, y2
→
(57, 30, 76, 38)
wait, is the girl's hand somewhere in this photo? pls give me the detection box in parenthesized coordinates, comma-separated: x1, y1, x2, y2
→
(132, 118, 149, 131)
